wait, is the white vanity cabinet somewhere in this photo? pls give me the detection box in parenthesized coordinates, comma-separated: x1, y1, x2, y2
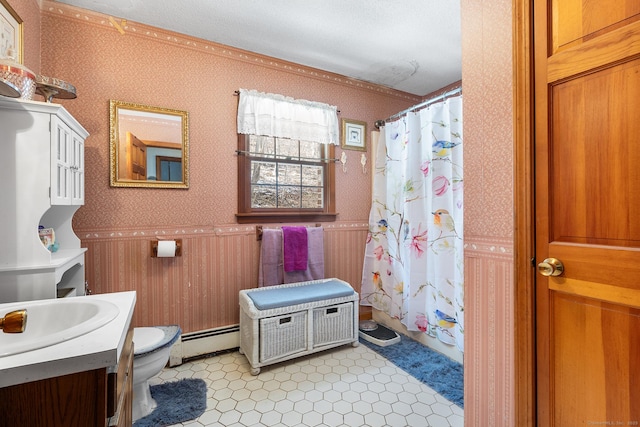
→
(0, 97, 89, 302)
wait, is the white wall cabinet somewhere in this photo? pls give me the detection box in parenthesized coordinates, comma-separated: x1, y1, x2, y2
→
(0, 98, 89, 302)
(51, 115, 84, 206)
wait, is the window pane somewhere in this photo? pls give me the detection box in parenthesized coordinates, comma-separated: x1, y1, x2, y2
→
(276, 138, 299, 159)
(239, 134, 334, 217)
(278, 186, 301, 208)
(251, 184, 277, 208)
(300, 141, 322, 160)
(302, 187, 324, 208)
(249, 135, 275, 157)
(278, 163, 302, 185)
(302, 165, 323, 187)
(251, 161, 276, 184)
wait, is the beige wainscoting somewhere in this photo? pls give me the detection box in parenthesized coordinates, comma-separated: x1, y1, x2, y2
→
(80, 222, 369, 334)
(464, 236, 515, 426)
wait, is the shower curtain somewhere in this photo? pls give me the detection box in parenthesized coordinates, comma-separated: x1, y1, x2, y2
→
(361, 95, 464, 352)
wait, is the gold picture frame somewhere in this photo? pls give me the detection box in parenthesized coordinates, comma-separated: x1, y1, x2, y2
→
(0, 0, 23, 63)
(341, 118, 367, 151)
(109, 100, 190, 188)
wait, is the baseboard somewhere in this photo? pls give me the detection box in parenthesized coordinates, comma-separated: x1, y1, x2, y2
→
(169, 325, 240, 366)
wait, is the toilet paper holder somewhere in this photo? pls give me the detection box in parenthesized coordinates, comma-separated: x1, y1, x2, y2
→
(150, 239, 182, 257)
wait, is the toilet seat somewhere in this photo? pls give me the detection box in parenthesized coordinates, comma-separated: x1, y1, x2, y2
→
(134, 327, 165, 355)
(134, 325, 181, 357)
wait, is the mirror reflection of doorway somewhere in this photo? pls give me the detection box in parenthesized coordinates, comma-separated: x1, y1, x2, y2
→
(127, 132, 147, 180)
(156, 156, 182, 182)
(110, 100, 189, 188)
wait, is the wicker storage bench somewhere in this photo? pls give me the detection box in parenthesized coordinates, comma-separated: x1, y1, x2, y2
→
(239, 278, 359, 375)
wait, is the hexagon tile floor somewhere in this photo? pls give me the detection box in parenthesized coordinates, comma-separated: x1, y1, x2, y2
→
(151, 341, 463, 427)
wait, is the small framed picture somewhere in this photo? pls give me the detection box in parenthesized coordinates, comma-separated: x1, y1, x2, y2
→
(341, 118, 367, 151)
(0, 0, 23, 63)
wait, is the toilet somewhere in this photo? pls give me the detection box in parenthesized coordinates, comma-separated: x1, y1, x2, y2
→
(132, 325, 181, 422)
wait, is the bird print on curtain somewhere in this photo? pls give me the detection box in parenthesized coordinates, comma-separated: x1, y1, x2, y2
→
(361, 95, 464, 352)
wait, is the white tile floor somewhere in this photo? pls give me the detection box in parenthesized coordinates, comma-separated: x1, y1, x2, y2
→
(152, 341, 463, 427)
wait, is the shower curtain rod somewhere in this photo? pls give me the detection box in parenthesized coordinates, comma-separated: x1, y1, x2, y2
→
(377, 86, 462, 127)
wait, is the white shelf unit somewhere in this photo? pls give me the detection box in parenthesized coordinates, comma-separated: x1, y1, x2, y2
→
(0, 97, 89, 303)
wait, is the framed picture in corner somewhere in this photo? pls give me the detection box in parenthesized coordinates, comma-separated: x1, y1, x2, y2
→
(0, 0, 23, 63)
(341, 118, 367, 151)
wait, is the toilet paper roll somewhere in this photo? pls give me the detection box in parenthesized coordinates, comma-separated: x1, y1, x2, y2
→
(157, 240, 177, 257)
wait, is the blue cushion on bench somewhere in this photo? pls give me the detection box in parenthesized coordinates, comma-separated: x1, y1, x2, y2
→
(246, 279, 354, 310)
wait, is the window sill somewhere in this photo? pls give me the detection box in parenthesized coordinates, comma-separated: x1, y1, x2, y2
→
(236, 212, 338, 224)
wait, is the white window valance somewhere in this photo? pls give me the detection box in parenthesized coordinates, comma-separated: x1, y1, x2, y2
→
(237, 88, 339, 145)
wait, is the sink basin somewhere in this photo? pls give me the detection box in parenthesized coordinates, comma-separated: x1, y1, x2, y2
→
(0, 298, 119, 357)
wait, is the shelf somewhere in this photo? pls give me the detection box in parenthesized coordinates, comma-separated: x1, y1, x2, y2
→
(56, 287, 76, 298)
(0, 248, 87, 273)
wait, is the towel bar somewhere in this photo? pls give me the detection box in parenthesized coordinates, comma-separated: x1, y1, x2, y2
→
(256, 224, 322, 241)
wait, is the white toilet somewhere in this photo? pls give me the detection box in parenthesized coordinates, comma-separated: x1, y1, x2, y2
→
(132, 325, 181, 422)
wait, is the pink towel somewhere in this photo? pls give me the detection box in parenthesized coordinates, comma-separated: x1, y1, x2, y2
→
(282, 226, 308, 272)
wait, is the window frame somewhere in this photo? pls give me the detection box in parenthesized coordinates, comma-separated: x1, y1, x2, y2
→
(236, 134, 337, 223)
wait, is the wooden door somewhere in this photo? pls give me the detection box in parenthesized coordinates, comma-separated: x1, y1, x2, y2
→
(534, 1, 640, 425)
(126, 131, 147, 180)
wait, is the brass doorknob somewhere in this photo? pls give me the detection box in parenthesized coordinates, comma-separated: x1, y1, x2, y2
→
(537, 258, 564, 277)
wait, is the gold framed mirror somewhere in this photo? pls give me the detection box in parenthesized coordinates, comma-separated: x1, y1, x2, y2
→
(110, 100, 189, 188)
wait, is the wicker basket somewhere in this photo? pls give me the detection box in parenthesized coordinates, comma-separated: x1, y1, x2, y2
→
(259, 310, 308, 363)
(313, 302, 354, 347)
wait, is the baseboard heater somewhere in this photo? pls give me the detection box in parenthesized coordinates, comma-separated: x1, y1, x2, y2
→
(169, 324, 240, 366)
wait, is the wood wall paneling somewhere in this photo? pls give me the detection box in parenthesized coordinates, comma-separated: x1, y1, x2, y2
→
(82, 224, 368, 332)
(464, 238, 515, 426)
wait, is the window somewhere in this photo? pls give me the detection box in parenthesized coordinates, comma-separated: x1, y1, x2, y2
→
(235, 88, 339, 223)
(236, 134, 336, 223)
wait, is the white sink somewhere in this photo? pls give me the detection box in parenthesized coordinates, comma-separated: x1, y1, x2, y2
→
(0, 298, 119, 357)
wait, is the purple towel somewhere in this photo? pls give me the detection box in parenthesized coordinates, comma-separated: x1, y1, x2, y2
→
(284, 227, 324, 284)
(258, 229, 284, 287)
(282, 226, 308, 272)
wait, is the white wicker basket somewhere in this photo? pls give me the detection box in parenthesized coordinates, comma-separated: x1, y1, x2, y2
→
(312, 302, 354, 347)
(259, 310, 308, 362)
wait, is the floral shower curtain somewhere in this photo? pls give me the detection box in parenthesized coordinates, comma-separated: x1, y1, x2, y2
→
(361, 95, 464, 352)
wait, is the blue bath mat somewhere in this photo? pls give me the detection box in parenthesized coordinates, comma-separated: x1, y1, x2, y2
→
(360, 334, 464, 407)
(133, 378, 207, 427)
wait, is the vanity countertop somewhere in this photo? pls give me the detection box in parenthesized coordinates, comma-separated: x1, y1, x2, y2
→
(0, 291, 136, 388)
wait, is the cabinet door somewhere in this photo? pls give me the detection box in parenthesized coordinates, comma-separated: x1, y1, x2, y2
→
(70, 131, 84, 205)
(51, 116, 72, 205)
(51, 116, 85, 206)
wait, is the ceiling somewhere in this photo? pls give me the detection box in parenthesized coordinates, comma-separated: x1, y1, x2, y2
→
(54, 0, 461, 97)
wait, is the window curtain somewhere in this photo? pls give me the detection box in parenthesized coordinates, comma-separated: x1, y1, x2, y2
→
(361, 95, 464, 352)
(236, 89, 339, 145)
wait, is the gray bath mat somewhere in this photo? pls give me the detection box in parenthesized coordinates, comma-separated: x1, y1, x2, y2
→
(133, 378, 207, 426)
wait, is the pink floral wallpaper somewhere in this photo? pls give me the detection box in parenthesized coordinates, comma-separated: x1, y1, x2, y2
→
(461, 0, 515, 425)
(7, 1, 517, 425)
(37, 1, 418, 229)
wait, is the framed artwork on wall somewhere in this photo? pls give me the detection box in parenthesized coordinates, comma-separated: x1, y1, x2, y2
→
(341, 118, 367, 151)
(0, 0, 23, 63)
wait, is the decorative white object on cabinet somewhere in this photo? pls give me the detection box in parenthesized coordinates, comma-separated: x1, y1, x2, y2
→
(0, 97, 89, 303)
